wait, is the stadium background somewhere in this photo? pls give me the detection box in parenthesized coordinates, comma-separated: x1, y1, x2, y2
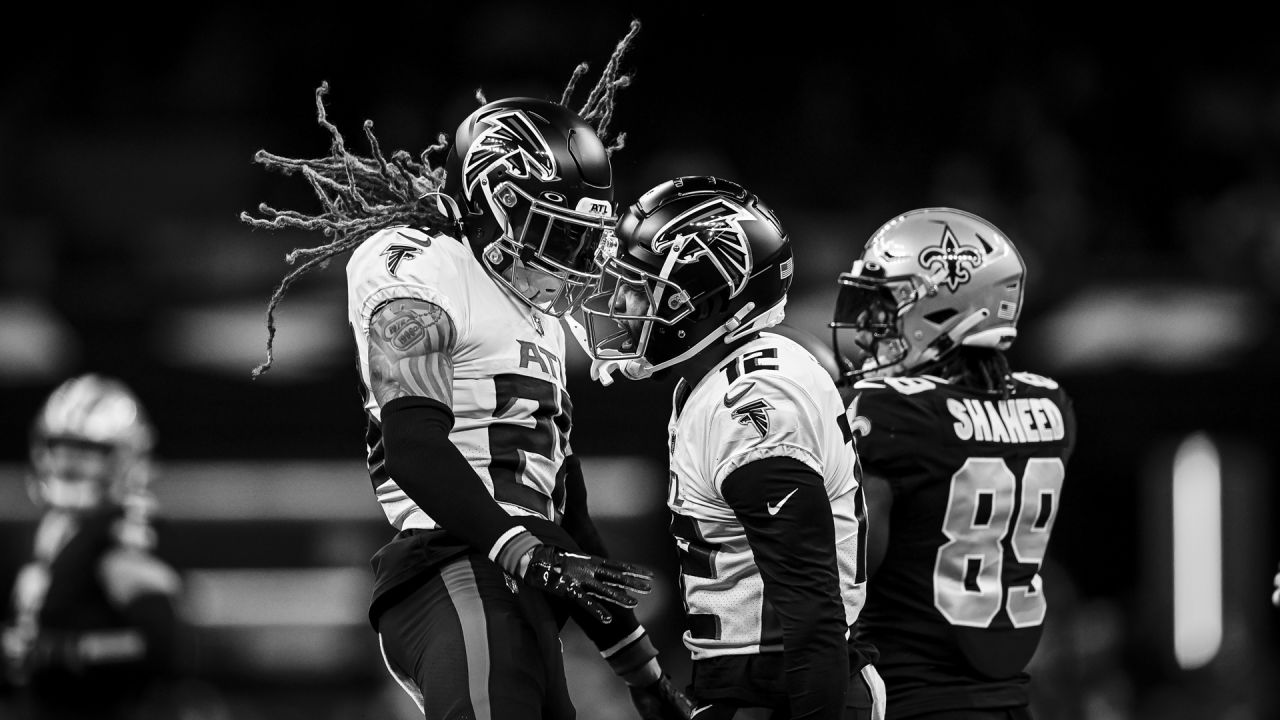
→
(1, 4, 1277, 718)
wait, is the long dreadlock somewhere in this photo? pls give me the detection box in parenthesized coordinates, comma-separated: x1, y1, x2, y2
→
(240, 19, 641, 378)
(921, 346, 1017, 398)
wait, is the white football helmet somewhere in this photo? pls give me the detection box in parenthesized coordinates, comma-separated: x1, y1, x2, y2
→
(27, 374, 155, 512)
(830, 207, 1025, 382)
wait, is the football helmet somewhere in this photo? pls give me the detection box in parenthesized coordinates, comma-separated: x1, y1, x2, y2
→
(579, 176, 793, 382)
(440, 97, 615, 317)
(27, 374, 155, 512)
(830, 207, 1025, 383)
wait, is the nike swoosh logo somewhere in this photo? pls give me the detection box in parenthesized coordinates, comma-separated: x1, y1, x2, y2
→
(723, 381, 756, 408)
(767, 488, 799, 515)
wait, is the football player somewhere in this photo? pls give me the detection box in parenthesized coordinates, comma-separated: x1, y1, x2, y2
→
(576, 175, 885, 719)
(829, 208, 1077, 720)
(1, 374, 184, 720)
(240, 23, 693, 720)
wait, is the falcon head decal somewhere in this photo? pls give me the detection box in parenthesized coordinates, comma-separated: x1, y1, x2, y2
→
(652, 197, 754, 299)
(730, 397, 774, 438)
(381, 244, 421, 277)
(461, 108, 558, 202)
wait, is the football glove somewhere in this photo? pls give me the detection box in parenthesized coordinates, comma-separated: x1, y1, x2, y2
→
(522, 544, 653, 624)
(628, 673, 695, 720)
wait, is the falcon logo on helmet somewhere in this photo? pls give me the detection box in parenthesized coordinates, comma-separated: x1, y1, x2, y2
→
(462, 109, 558, 201)
(652, 197, 754, 298)
(919, 224, 983, 292)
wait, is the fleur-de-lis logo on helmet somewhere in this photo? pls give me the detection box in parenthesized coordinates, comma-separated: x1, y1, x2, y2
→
(461, 108, 558, 201)
(918, 224, 982, 292)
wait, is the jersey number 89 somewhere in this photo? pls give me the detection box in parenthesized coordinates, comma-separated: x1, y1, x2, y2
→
(934, 457, 1064, 629)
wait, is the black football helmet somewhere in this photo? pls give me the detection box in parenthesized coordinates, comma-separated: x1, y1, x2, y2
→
(440, 97, 615, 316)
(579, 176, 793, 382)
(830, 207, 1026, 383)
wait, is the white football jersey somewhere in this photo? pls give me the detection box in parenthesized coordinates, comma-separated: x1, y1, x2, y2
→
(346, 226, 571, 531)
(667, 331, 866, 660)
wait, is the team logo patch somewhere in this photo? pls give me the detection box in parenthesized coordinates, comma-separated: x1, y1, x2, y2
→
(652, 197, 754, 298)
(846, 392, 872, 438)
(462, 109, 558, 201)
(918, 224, 982, 292)
(731, 397, 774, 438)
(381, 244, 421, 277)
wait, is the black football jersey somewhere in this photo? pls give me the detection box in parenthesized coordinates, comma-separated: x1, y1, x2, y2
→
(847, 372, 1076, 717)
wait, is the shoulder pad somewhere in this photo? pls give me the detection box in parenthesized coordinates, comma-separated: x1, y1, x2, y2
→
(854, 376, 939, 396)
(1012, 371, 1060, 390)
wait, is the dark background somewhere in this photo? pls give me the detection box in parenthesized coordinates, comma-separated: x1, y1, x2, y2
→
(2, 4, 1278, 719)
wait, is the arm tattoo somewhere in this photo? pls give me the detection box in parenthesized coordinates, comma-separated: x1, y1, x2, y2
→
(367, 299, 457, 407)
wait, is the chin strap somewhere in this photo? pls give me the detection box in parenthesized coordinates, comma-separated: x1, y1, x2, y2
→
(421, 191, 462, 223)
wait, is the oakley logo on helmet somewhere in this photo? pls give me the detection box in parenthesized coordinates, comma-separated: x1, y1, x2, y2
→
(919, 224, 983, 292)
(381, 244, 421, 277)
(652, 197, 754, 298)
(462, 109, 558, 201)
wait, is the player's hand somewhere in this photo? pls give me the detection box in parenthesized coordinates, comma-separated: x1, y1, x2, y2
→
(521, 544, 653, 624)
(628, 673, 695, 720)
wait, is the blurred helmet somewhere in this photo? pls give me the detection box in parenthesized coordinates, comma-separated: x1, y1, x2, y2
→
(440, 97, 615, 316)
(830, 207, 1025, 383)
(27, 374, 155, 512)
(580, 176, 793, 381)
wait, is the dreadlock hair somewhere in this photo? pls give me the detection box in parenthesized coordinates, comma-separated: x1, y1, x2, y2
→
(919, 346, 1017, 398)
(240, 19, 642, 379)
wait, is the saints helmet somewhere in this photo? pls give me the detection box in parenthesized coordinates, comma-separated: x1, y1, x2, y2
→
(830, 207, 1025, 383)
(440, 97, 615, 317)
(580, 176, 793, 380)
(27, 374, 155, 512)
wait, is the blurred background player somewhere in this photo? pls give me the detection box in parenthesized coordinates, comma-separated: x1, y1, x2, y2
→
(240, 21, 692, 720)
(576, 175, 884, 719)
(829, 208, 1076, 720)
(1, 374, 185, 720)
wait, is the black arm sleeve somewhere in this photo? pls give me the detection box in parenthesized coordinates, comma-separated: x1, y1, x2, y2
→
(722, 456, 849, 720)
(560, 454, 609, 558)
(381, 396, 536, 567)
(861, 471, 893, 580)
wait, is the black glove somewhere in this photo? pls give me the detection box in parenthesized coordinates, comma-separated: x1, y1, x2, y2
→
(629, 673, 695, 720)
(522, 543, 653, 624)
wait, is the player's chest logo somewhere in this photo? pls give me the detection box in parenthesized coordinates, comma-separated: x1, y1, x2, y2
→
(918, 225, 982, 291)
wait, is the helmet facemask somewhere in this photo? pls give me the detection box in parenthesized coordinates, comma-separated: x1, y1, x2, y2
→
(831, 261, 935, 381)
(477, 179, 613, 317)
(580, 250, 696, 369)
(27, 437, 148, 513)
